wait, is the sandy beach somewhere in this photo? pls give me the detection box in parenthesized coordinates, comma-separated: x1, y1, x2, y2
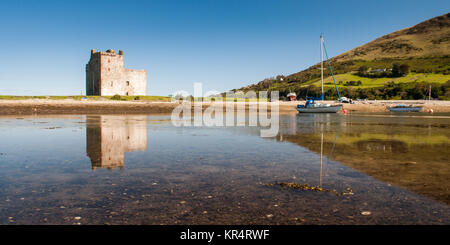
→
(0, 99, 449, 115)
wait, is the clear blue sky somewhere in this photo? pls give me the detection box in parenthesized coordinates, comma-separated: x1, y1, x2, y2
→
(0, 0, 448, 96)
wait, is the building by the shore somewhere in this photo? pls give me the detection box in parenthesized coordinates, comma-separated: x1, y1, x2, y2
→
(85, 49, 147, 96)
(286, 92, 297, 101)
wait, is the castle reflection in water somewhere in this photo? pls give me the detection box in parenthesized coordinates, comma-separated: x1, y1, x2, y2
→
(86, 115, 148, 170)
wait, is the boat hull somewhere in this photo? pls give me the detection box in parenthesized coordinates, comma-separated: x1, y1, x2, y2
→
(388, 106, 423, 112)
(297, 105, 342, 113)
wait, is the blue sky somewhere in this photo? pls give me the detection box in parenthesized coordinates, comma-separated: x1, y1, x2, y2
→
(0, 0, 448, 96)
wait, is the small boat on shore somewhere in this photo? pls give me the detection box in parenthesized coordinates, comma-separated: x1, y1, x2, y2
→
(388, 104, 423, 112)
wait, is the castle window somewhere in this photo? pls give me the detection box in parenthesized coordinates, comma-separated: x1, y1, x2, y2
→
(126, 81, 130, 86)
(126, 92, 129, 96)
(111, 81, 113, 87)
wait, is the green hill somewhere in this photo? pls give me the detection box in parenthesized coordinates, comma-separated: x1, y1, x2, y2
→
(234, 13, 450, 100)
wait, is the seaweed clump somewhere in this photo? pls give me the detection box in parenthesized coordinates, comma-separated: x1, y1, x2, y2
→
(269, 182, 354, 196)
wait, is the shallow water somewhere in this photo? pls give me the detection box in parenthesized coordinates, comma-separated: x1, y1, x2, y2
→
(0, 113, 449, 224)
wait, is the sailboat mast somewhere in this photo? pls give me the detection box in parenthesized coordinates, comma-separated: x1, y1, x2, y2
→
(320, 34, 324, 97)
(429, 85, 431, 100)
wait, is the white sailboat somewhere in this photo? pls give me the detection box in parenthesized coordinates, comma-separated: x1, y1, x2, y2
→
(297, 35, 342, 113)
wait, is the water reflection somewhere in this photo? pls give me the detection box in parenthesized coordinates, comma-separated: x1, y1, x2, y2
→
(277, 113, 450, 204)
(355, 139, 408, 153)
(86, 115, 148, 170)
(0, 113, 449, 224)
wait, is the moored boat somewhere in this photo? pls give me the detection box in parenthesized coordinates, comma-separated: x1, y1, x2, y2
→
(297, 34, 343, 113)
(297, 102, 342, 113)
(388, 104, 423, 112)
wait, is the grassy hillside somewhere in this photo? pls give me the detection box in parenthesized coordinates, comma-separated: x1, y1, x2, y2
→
(305, 73, 450, 89)
(234, 13, 450, 100)
(337, 13, 450, 61)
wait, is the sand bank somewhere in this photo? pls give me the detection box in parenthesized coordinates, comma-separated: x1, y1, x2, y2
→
(0, 99, 449, 115)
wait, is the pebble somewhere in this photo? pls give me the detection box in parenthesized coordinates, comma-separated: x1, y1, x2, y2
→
(266, 214, 273, 218)
(74, 217, 82, 220)
(361, 211, 371, 216)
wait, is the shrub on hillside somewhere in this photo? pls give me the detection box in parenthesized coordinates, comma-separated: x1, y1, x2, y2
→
(111, 94, 122, 100)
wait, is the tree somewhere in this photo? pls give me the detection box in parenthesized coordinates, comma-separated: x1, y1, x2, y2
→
(399, 64, 410, 76)
(392, 63, 409, 77)
(400, 91, 408, 99)
(391, 63, 401, 77)
(357, 65, 368, 76)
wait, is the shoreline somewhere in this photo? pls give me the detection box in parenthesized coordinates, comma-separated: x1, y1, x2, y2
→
(1, 99, 449, 115)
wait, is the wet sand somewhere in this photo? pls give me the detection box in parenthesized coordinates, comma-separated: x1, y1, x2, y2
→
(0, 100, 179, 115)
(0, 99, 449, 115)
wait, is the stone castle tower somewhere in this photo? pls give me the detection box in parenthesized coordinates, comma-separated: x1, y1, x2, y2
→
(85, 49, 147, 96)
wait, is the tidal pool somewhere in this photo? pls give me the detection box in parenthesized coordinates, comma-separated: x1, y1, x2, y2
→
(0, 113, 449, 224)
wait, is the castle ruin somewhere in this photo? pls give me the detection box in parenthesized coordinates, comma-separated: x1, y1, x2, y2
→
(86, 49, 147, 96)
